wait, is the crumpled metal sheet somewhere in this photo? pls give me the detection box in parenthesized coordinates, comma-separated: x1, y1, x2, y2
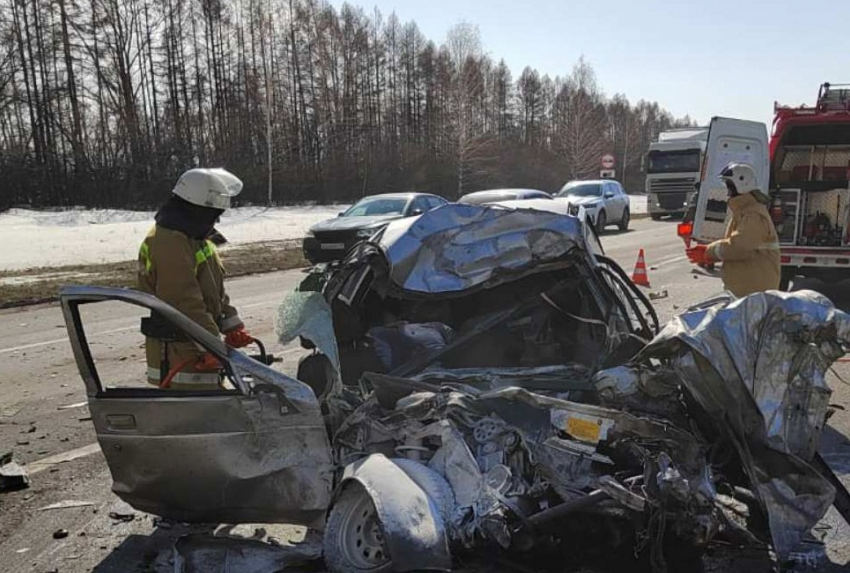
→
(636, 289, 850, 560)
(376, 203, 588, 293)
(642, 289, 846, 460)
(276, 291, 342, 395)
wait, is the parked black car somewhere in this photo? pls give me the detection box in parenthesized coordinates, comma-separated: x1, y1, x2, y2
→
(302, 192, 448, 263)
(457, 188, 552, 205)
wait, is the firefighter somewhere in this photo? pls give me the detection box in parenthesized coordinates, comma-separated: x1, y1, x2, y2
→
(138, 168, 254, 389)
(686, 162, 781, 297)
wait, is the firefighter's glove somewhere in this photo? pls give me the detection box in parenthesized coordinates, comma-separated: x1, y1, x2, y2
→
(195, 353, 222, 372)
(224, 327, 253, 349)
(686, 245, 714, 266)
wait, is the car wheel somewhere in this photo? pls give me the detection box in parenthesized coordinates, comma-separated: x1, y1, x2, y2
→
(324, 483, 393, 573)
(650, 213, 662, 221)
(618, 208, 630, 231)
(596, 210, 607, 233)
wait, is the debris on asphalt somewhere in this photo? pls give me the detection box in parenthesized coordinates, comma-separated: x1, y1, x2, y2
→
(15, 439, 29, 446)
(57, 401, 88, 410)
(108, 500, 136, 523)
(39, 500, 95, 511)
(0, 452, 30, 492)
(648, 288, 669, 300)
(0, 407, 21, 418)
(52, 528, 69, 539)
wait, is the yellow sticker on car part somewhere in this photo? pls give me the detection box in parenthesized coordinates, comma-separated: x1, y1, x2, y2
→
(567, 416, 601, 443)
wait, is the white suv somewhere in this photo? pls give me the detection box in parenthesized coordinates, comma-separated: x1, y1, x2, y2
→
(555, 179, 630, 232)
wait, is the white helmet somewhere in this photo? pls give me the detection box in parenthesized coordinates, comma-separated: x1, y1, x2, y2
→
(718, 162, 759, 195)
(172, 168, 243, 210)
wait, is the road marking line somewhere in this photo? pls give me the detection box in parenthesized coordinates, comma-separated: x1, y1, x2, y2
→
(0, 325, 136, 355)
(27, 443, 102, 475)
(653, 254, 687, 267)
(0, 298, 284, 355)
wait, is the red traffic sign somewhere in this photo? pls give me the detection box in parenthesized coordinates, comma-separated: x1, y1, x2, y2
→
(601, 154, 615, 169)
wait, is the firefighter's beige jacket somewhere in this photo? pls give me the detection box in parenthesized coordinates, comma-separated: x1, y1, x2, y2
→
(138, 225, 242, 387)
(706, 193, 781, 297)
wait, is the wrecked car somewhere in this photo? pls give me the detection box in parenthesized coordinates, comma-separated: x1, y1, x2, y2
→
(61, 203, 850, 572)
(294, 203, 657, 394)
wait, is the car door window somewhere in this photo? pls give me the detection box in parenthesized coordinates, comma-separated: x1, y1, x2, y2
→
(426, 196, 445, 210)
(409, 197, 429, 215)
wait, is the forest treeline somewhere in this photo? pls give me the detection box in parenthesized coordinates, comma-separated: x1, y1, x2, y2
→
(0, 0, 695, 210)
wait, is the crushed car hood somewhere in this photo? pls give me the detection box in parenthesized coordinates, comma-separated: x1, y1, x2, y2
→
(375, 203, 589, 294)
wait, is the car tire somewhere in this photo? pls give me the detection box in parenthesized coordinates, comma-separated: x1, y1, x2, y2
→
(618, 208, 630, 231)
(596, 210, 607, 233)
(650, 213, 662, 221)
(324, 483, 393, 573)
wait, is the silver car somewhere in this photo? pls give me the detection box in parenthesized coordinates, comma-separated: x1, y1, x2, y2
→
(555, 180, 630, 232)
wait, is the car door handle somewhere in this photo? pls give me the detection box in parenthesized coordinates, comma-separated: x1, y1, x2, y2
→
(105, 414, 136, 431)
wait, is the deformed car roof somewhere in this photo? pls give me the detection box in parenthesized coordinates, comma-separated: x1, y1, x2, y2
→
(374, 203, 589, 294)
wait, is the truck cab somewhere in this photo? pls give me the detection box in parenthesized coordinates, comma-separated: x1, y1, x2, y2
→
(645, 127, 708, 219)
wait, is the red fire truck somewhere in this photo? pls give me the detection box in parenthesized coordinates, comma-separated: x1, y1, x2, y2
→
(679, 83, 850, 290)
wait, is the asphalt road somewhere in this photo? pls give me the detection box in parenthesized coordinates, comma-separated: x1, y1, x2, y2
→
(1, 217, 849, 572)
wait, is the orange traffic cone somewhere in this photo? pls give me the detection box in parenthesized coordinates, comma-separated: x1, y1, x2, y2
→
(632, 249, 650, 287)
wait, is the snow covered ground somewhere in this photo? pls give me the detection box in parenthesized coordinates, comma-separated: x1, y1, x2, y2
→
(0, 196, 648, 272)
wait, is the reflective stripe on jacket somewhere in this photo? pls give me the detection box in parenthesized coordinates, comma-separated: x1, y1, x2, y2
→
(138, 224, 242, 385)
(706, 193, 781, 297)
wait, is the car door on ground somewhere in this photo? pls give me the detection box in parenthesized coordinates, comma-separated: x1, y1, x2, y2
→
(60, 286, 334, 528)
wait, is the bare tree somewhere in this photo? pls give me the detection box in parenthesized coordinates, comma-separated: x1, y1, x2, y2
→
(0, 0, 695, 211)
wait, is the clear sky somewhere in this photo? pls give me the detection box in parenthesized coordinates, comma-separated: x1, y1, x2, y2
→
(328, 0, 850, 128)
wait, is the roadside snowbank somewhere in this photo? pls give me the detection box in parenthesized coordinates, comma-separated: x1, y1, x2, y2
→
(0, 196, 647, 271)
(0, 205, 346, 271)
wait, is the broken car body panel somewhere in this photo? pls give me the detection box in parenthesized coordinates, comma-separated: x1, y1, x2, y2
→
(635, 289, 848, 560)
(60, 286, 334, 527)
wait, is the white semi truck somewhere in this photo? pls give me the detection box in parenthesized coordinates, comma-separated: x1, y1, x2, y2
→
(645, 127, 709, 219)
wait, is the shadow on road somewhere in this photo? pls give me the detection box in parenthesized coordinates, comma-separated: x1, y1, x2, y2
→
(91, 523, 323, 573)
(599, 228, 635, 237)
